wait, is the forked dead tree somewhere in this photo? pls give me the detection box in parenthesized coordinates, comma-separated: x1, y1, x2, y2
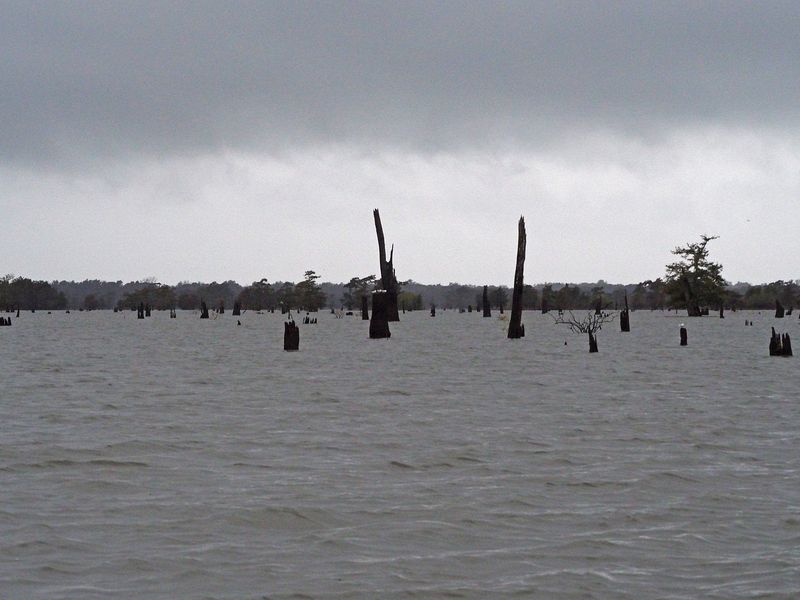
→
(553, 310, 616, 352)
(373, 209, 400, 321)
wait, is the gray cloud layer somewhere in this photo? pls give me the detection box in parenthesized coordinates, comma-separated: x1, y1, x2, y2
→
(3, 1, 799, 166)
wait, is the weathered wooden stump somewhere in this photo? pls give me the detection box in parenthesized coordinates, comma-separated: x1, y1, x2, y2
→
(508, 216, 526, 339)
(361, 295, 369, 320)
(200, 301, 209, 319)
(620, 294, 630, 332)
(369, 290, 391, 339)
(483, 286, 491, 317)
(588, 332, 598, 353)
(284, 320, 300, 351)
(775, 300, 785, 318)
(680, 325, 688, 346)
(769, 328, 792, 356)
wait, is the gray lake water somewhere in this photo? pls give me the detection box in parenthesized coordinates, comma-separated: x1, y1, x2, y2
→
(1, 309, 799, 599)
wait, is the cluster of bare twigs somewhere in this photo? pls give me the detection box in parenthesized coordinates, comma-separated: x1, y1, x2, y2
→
(551, 310, 616, 334)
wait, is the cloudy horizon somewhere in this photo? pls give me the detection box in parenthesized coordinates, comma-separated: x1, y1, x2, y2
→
(2, 1, 799, 286)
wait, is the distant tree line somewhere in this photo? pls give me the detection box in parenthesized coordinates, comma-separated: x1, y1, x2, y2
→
(3, 272, 798, 312)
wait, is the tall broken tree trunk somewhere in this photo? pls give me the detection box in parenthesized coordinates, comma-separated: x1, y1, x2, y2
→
(369, 290, 391, 339)
(373, 209, 400, 321)
(775, 300, 785, 318)
(620, 294, 630, 332)
(508, 216, 526, 339)
(483, 286, 491, 317)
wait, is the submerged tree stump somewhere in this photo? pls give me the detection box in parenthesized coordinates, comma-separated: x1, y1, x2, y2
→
(680, 325, 688, 346)
(369, 290, 391, 339)
(361, 295, 369, 320)
(232, 302, 241, 316)
(719, 305, 724, 319)
(775, 300, 785, 318)
(284, 320, 300, 351)
(483, 286, 491, 317)
(137, 302, 145, 319)
(200, 301, 209, 319)
(373, 209, 400, 321)
(145, 304, 151, 317)
(508, 216, 526, 339)
(769, 328, 792, 356)
(620, 294, 630, 332)
(430, 304, 436, 317)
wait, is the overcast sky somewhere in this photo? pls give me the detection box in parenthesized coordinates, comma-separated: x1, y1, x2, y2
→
(2, 1, 799, 285)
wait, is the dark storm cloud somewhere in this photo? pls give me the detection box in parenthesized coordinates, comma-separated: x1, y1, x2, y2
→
(2, 1, 799, 166)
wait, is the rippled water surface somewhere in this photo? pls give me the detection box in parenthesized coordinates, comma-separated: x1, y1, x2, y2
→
(1, 310, 799, 599)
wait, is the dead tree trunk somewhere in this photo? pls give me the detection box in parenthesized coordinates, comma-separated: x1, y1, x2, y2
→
(719, 305, 724, 318)
(508, 216, 526, 339)
(680, 325, 688, 346)
(483, 286, 491, 317)
(145, 304, 151, 317)
(232, 302, 241, 316)
(369, 290, 391, 339)
(373, 209, 400, 321)
(284, 320, 299, 350)
(620, 294, 630, 332)
(775, 300, 785, 318)
(361, 295, 369, 320)
(200, 301, 209, 319)
(430, 304, 436, 317)
(137, 302, 145, 319)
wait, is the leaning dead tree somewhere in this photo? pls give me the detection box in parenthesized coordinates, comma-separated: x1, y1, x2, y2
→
(373, 209, 400, 321)
(508, 216, 526, 339)
(553, 310, 616, 353)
